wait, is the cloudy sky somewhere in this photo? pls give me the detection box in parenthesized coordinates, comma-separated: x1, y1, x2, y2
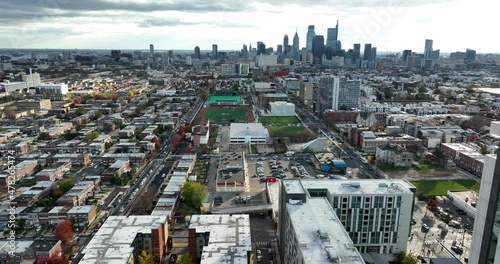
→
(0, 0, 497, 53)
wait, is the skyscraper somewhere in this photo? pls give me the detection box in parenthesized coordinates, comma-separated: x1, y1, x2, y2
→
(424, 39, 433, 59)
(312, 35, 325, 64)
(283, 34, 289, 55)
(257, 41, 266, 55)
(306, 25, 316, 52)
(326, 20, 339, 49)
(293, 30, 300, 55)
(194, 46, 200, 59)
(470, 154, 500, 263)
(212, 44, 218, 59)
(402, 50, 412, 61)
(149, 44, 155, 62)
(353, 44, 361, 63)
(277, 45, 283, 55)
(318, 76, 361, 112)
(363, 44, 372, 61)
(371, 47, 377, 62)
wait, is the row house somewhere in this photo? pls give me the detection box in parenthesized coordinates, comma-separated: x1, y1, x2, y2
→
(324, 110, 360, 124)
(0, 160, 38, 186)
(39, 122, 73, 139)
(102, 153, 147, 165)
(360, 133, 422, 154)
(191, 119, 210, 147)
(101, 160, 130, 183)
(375, 144, 414, 167)
(11, 181, 54, 207)
(0, 239, 62, 263)
(440, 143, 485, 176)
(35, 161, 72, 181)
(50, 153, 91, 166)
(118, 125, 136, 138)
(56, 180, 96, 206)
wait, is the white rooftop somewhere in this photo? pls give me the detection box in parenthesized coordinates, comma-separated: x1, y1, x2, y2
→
(80, 215, 167, 264)
(287, 197, 364, 264)
(189, 214, 251, 264)
(299, 179, 415, 195)
(230, 123, 269, 138)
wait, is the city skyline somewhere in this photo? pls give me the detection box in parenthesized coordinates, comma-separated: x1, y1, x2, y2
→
(0, 0, 495, 53)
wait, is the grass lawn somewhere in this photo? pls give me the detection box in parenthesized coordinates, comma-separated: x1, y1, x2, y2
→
(207, 126, 219, 146)
(410, 179, 480, 196)
(267, 126, 307, 137)
(250, 144, 258, 154)
(259, 116, 299, 124)
(203, 107, 248, 122)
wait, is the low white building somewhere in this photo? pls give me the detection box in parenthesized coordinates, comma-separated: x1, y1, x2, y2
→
(269, 101, 295, 116)
(36, 83, 68, 95)
(229, 123, 270, 144)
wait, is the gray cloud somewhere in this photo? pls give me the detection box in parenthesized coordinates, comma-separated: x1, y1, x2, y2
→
(138, 18, 200, 28)
(254, 0, 458, 8)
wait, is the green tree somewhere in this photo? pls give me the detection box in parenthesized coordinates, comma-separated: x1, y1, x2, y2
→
(85, 131, 100, 141)
(75, 107, 87, 116)
(182, 182, 208, 208)
(480, 145, 490, 155)
(177, 254, 193, 264)
(431, 148, 447, 168)
(58, 178, 76, 194)
(396, 251, 418, 264)
(137, 250, 154, 264)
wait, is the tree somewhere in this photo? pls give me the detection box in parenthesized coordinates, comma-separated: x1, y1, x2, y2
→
(137, 250, 154, 264)
(184, 145, 192, 153)
(128, 91, 135, 97)
(203, 145, 210, 153)
(177, 254, 193, 264)
(396, 251, 418, 264)
(4, 109, 16, 119)
(431, 148, 446, 168)
(427, 198, 438, 212)
(480, 145, 490, 155)
(75, 107, 87, 116)
(58, 178, 76, 194)
(36, 255, 69, 264)
(65, 93, 72, 99)
(54, 220, 73, 243)
(182, 182, 208, 208)
(72, 97, 84, 105)
(85, 131, 100, 141)
(151, 137, 161, 149)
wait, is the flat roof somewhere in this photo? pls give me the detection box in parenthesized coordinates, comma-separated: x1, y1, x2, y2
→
(300, 179, 415, 195)
(189, 214, 251, 264)
(283, 179, 305, 195)
(229, 123, 269, 139)
(286, 197, 364, 263)
(80, 215, 167, 264)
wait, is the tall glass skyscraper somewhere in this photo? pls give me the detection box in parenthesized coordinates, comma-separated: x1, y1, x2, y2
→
(306, 25, 316, 52)
(326, 20, 339, 49)
(283, 34, 289, 55)
(424, 39, 433, 59)
(293, 31, 299, 54)
(363, 44, 372, 61)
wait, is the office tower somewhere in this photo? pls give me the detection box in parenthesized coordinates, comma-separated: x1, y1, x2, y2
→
(466, 48, 476, 62)
(317, 76, 361, 112)
(277, 45, 283, 55)
(149, 44, 154, 62)
(293, 30, 299, 54)
(326, 20, 339, 49)
(257, 41, 266, 55)
(278, 179, 365, 264)
(194, 46, 200, 59)
(363, 44, 372, 61)
(306, 25, 316, 52)
(406, 55, 421, 69)
(283, 34, 289, 55)
(432, 49, 440, 60)
(312, 35, 325, 64)
(371, 47, 377, 62)
(212, 44, 218, 59)
(470, 154, 499, 263)
(424, 39, 433, 59)
(301, 48, 308, 63)
(353, 44, 361, 63)
(402, 50, 412, 61)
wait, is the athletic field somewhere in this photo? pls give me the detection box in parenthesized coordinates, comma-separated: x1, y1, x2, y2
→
(207, 96, 241, 104)
(198, 106, 253, 122)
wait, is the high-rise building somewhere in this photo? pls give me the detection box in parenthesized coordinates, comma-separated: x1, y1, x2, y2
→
(278, 179, 365, 264)
(432, 49, 440, 60)
(424, 39, 433, 59)
(279, 179, 414, 256)
(326, 20, 339, 49)
(371, 47, 377, 62)
(470, 154, 499, 263)
(257, 41, 266, 55)
(317, 76, 361, 112)
(149, 44, 155, 62)
(402, 50, 412, 61)
(194, 46, 200, 59)
(306, 25, 316, 52)
(62, 50, 72, 60)
(212, 44, 218, 59)
(363, 44, 372, 61)
(466, 48, 476, 62)
(293, 30, 300, 55)
(312, 35, 325, 64)
(111, 50, 121, 59)
(283, 34, 289, 55)
(353, 44, 361, 63)
(277, 45, 283, 55)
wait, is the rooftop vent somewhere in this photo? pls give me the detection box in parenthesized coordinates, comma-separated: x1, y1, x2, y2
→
(379, 183, 388, 188)
(325, 247, 339, 262)
(350, 182, 360, 188)
(317, 230, 330, 242)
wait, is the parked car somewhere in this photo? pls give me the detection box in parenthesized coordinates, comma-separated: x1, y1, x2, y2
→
(421, 224, 430, 233)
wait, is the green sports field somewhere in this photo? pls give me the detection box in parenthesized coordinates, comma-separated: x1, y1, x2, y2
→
(203, 108, 248, 122)
(207, 96, 241, 104)
(259, 116, 299, 124)
(410, 179, 479, 196)
(267, 126, 308, 137)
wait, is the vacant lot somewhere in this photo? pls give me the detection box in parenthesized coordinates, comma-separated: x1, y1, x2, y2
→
(267, 126, 310, 137)
(411, 179, 479, 196)
(259, 116, 299, 124)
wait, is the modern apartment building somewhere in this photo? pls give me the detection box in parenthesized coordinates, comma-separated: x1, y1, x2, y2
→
(317, 76, 361, 113)
(280, 179, 415, 255)
(279, 179, 364, 263)
(470, 154, 499, 264)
